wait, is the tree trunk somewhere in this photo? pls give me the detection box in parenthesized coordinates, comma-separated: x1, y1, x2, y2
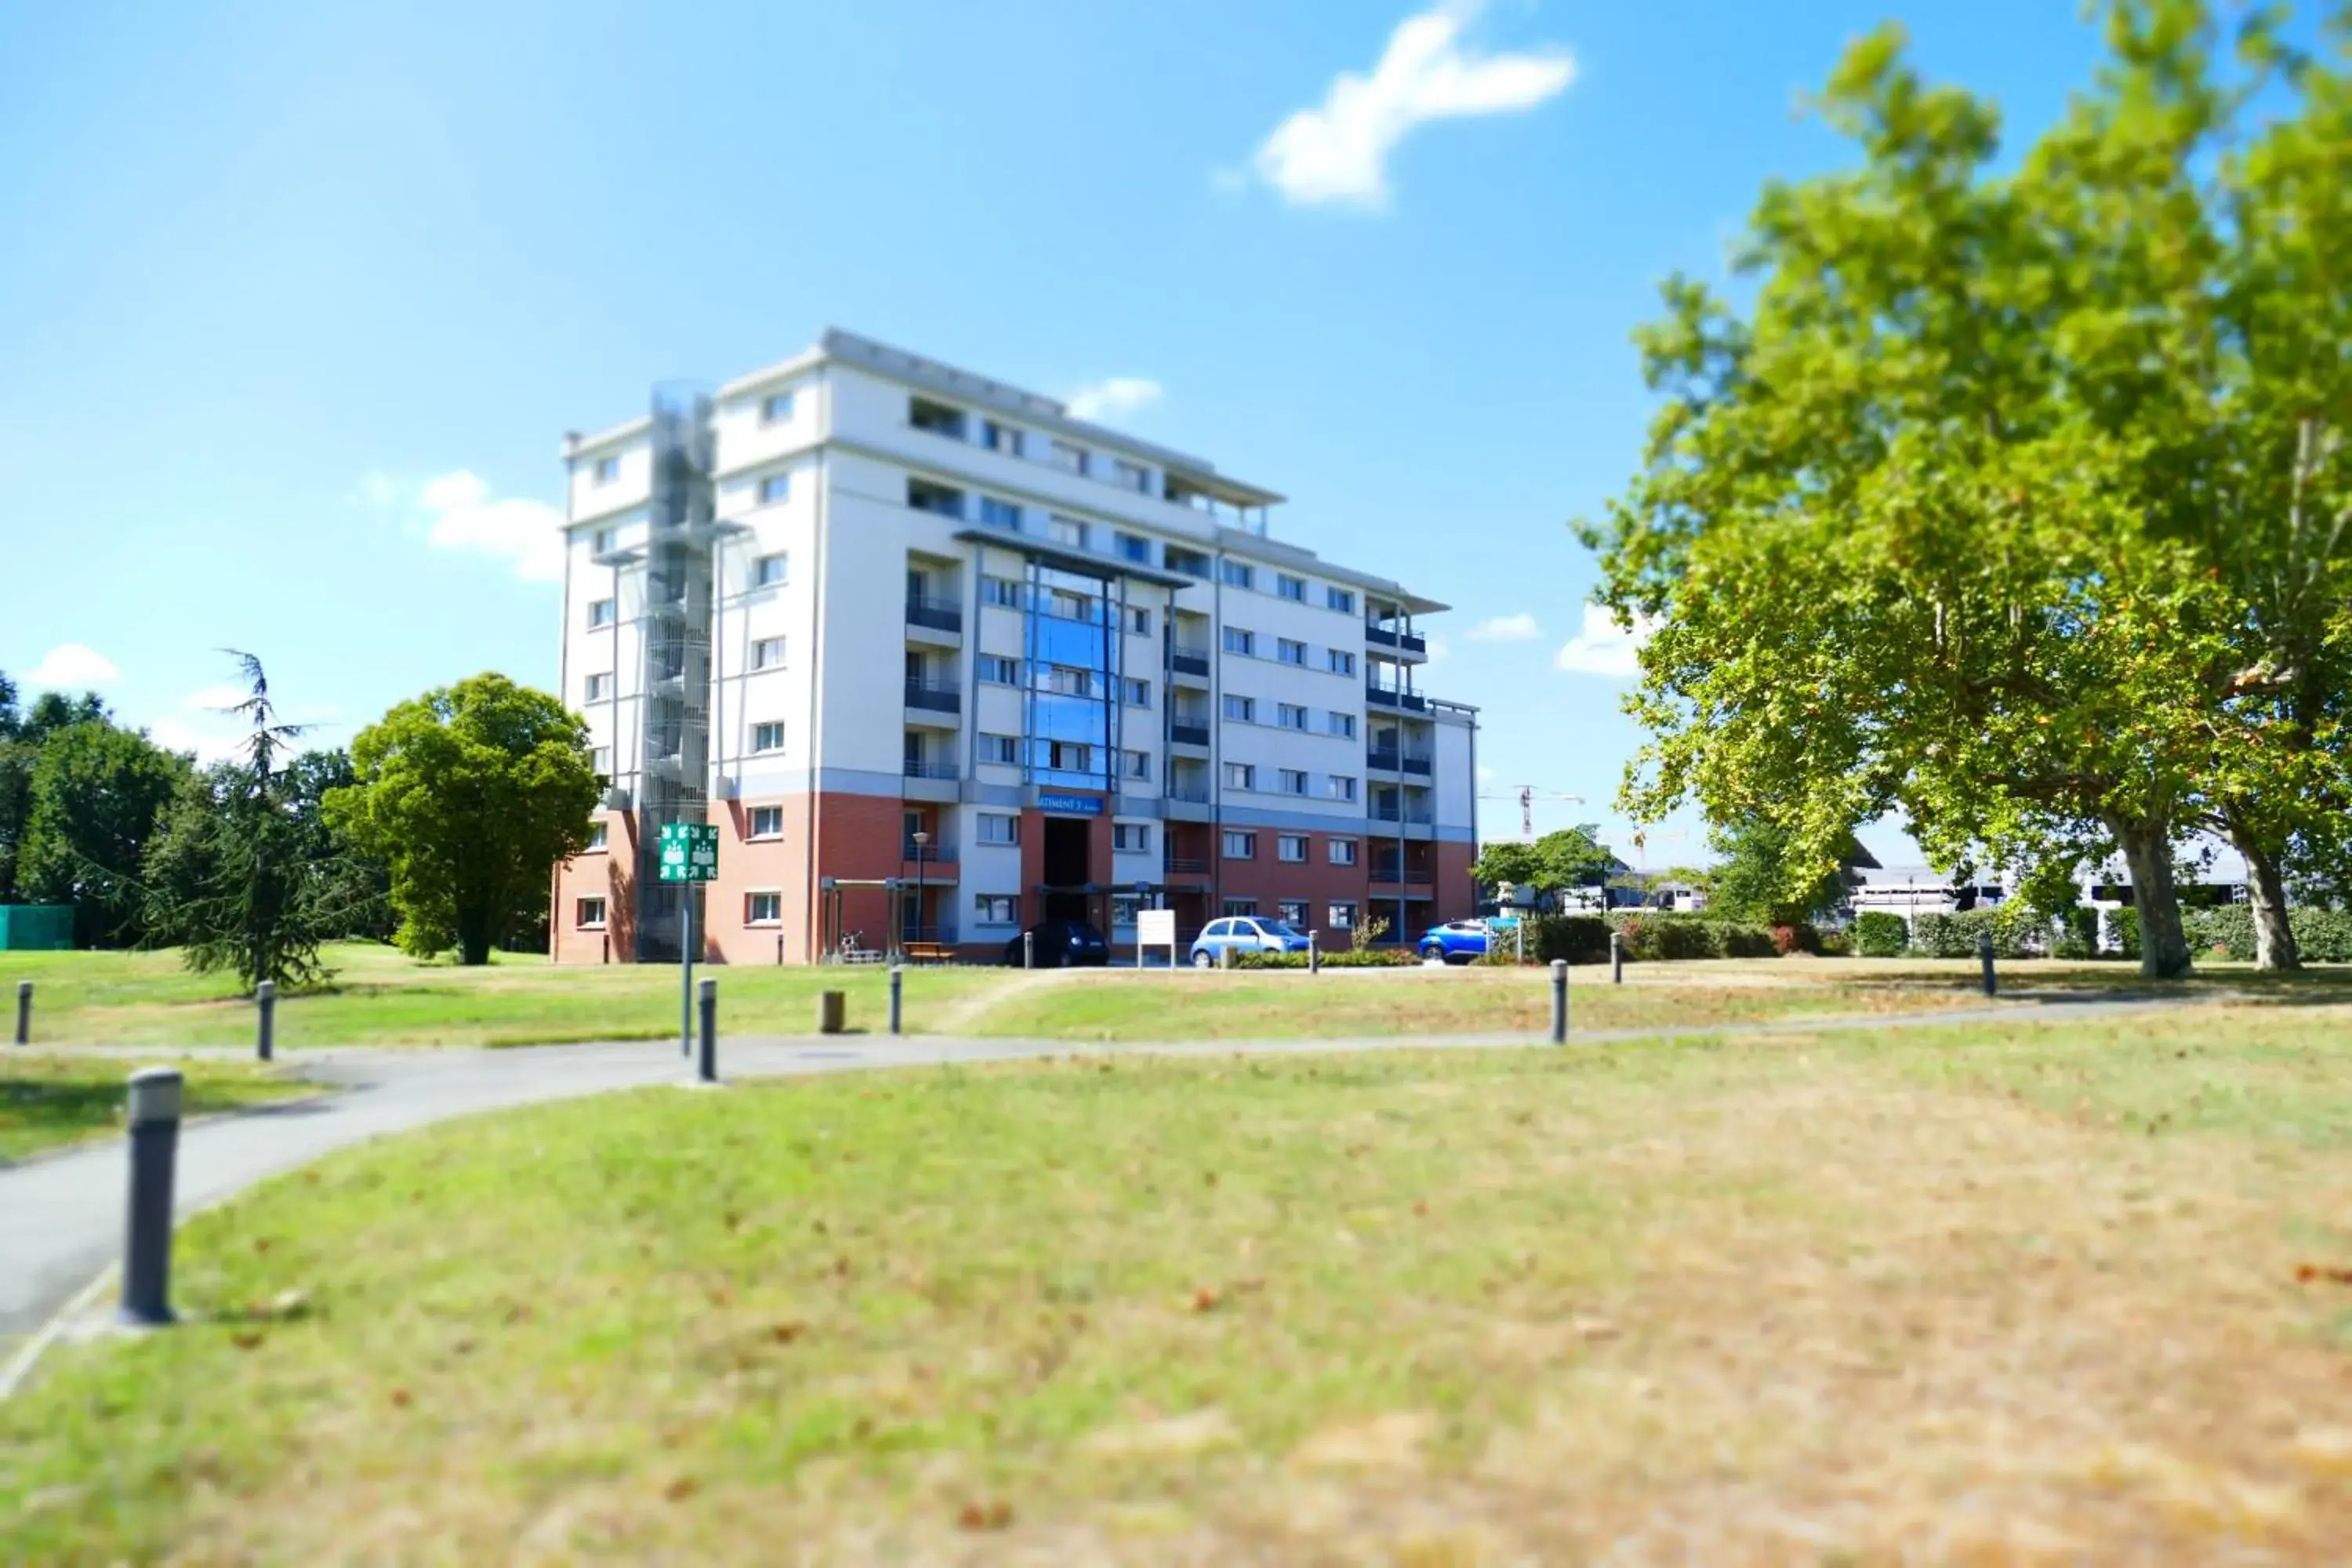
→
(2226, 822, 2299, 971)
(2114, 820, 2191, 978)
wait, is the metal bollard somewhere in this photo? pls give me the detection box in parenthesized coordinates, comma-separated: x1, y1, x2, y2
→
(888, 964, 903, 1036)
(1308, 932, 1321, 975)
(1610, 930, 1624, 985)
(818, 989, 845, 1034)
(697, 977, 717, 1083)
(1219, 940, 1232, 971)
(14, 980, 28, 1045)
(1979, 930, 1997, 997)
(1022, 931, 1034, 971)
(255, 979, 275, 1062)
(121, 1068, 183, 1327)
(1549, 959, 1568, 1045)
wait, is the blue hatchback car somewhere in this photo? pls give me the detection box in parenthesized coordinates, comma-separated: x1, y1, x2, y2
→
(1189, 916, 1316, 968)
(1417, 918, 1503, 964)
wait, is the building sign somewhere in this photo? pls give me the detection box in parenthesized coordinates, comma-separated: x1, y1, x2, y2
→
(1036, 791, 1104, 816)
(657, 822, 720, 882)
(1137, 909, 1177, 946)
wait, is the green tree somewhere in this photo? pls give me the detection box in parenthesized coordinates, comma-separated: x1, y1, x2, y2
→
(326, 673, 599, 965)
(284, 748, 394, 941)
(18, 720, 186, 946)
(1470, 826, 1617, 901)
(1702, 819, 1853, 927)
(0, 676, 111, 905)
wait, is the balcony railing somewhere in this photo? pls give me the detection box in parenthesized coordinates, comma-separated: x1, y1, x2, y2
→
(906, 596, 962, 633)
(1167, 782, 1211, 804)
(902, 760, 960, 780)
(904, 680, 961, 713)
(1370, 862, 1434, 885)
(1168, 646, 1211, 677)
(901, 842, 959, 865)
(1169, 722, 1210, 748)
(1369, 805, 1436, 826)
(1364, 684, 1428, 713)
(1366, 747, 1436, 774)
(1163, 855, 1210, 876)
(1363, 624, 1430, 655)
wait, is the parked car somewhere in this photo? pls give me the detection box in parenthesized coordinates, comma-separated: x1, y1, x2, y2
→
(1417, 919, 1498, 964)
(1188, 916, 1315, 968)
(1003, 920, 1110, 967)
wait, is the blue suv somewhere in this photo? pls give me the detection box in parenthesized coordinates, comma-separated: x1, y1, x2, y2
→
(1189, 916, 1315, 968)
(1417, 918, 1503, 964)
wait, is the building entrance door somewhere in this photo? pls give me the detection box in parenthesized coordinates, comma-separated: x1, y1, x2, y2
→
(1042, 815, 1091, 922)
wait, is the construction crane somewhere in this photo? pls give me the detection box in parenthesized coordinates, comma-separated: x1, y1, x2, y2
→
(1477, 786, 1587, 840)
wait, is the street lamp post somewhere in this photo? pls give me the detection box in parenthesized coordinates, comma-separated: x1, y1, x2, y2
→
(912, 829, 930, 951)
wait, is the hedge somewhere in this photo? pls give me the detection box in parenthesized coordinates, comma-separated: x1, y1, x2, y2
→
(1910, 908, 2039, 960)
(1230, 948, 1419, 969)
(1602, 913, 1779, 962)
(1851, 911, 1909, 957)
(2179, 904, 2352, 964)
(2050, 906, 2099, 960)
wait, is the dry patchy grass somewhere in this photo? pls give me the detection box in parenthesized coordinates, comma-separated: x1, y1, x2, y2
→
(0, 1054, 314, 1163)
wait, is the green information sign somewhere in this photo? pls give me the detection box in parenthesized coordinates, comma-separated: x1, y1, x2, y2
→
(657, 822, 720, 883)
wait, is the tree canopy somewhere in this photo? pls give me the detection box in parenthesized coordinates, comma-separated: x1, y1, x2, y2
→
(1471, 826, 1618, 899)
(17, 720, 185, 946)
(326, 673, 599, 965)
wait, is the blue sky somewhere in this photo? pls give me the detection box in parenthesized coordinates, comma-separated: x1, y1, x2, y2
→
(0, 0, 2117, 868)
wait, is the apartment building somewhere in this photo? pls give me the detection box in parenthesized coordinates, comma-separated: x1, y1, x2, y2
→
(550, 330, 1478, 964)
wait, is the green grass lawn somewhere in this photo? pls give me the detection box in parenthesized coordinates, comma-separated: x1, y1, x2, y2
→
(0, 1054, 316, 1163)
(8, 1002, 2352, 1559)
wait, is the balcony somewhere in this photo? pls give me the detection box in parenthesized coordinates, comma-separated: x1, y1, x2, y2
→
(1364, 624, 1429, 656)
(1366, 747, 1436, 775)
(902, 759, 959, 780)
(1364, 684, 1429, 713)
(906, 595, 962, 634)
(1168, 645, 1211, 679)
(902, 757, 960, 803)
(1370, 861, 1434, 887)
(1369, 804, 1436, 826)
(1163, 855, 1210, 877)
(904, 680, 961, 715)
(1169, 722, 1210, 750)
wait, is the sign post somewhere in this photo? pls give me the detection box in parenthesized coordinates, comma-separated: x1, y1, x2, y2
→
(658, 822, 720, 1058)
(1138, 907, 1178, 969)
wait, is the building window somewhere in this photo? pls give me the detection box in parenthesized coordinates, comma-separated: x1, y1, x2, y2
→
(751, 721, 785, 753)
(979, 576, 1019, 608)
(979, 495, 1022, 531)
(591, 746, 612, 775)
(1049, 440, 1087, 474)
(1112, 459, 1149, 492)
(1277, 574, 1307, 602)
(1222, 626, 1255, 657)
(1279, 900, 1308, 927)
(909, 397, 966, 437)
(980, 733, 1018, 765)
(757, 472, 790, 505)
(1166, 546, 1210, 579)
(1327, 587, 1355, 614)
(591, 528, 615, 555)
(760, 390, 793, 423)
(1328, 649, 1357, 677)
(1278, 702, 1308, 731)
(593, 456, 619, 484)
(1221, 694, 1255, 724)
(1046, 665, 1094, 698)
(587, 599, 615, 629)
(1114, 822, 1152, 852)
(1046, 740, 1091, 772)
(1328, 775, 1358, 802)
(1047, 587, 1094, 622)
(1123, 677, 1152, 708)
(748, 806, 783, 839)
(1330, 838, 1359, 866)
(974, 893, 1018, 924)
(754, 554, 787, 587)
(586, 822, 607, 851)
(979, 655, 1022, 684)
(750, 637, 785, 670)
(1278, 638, 1308, 666)
(1123, 750, 1151, 780)
(982, 420, 1022, 456)
(908, 478, 964, 517)
(1329, 900, 1358, 930)
(745, 891, 782, 925)
(1223, 830, 1257, 859)
(1327, 712, 1357, 739)
(1279, 769, 1308, 797)
(1278, 833, 1308, 862)
(585, 673, 611, 702)
(979, 814, 1018, 845)
(1111, 895, 1142, 927)
(576, 896, 607, 927)
(1224, 762, 1255, 791)
(1116, 533, 1152, 565)
(1126, 605, 1152, 635)
(1222, 898, 1259, 916)
(1221, 560, 1254, 590)
(1050, 514, 1089, 549)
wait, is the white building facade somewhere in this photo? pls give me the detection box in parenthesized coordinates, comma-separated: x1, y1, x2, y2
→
(551, 330, 1477, 964)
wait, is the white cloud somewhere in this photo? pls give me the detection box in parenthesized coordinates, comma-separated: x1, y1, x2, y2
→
(1248, 0, 1576, 210)
(1467, 612, 1541, 642)
(1421, 636, 1450, 663)
(1065, 378, 1163, 423)
(183, 684, 254, 713)
(1553, 601, 1657, 678)
(146, 715, 249, 767)
(368, 469, 565, 583)
(27, 643, 121, 688)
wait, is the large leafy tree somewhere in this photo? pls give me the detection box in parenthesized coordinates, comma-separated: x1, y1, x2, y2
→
(1471, 826, 1617, 900)
(326, 673, 599, 965)
(0, 676, 111, 905)
(1583, 2, 2352, 978)
(1702, 819, 1858, 927)
(18, 719, 186, 946)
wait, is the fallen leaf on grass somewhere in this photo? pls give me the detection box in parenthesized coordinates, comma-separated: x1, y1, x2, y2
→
(2295, 1264, 2352, 1285)
(230, 1331, 263, 1351)
(390, 1388, 412, 1409)
(1290, 1411, 1436, 1473)
(771, 1322, 807, 1344)
(957, 1501, 1014, 1532)
(503, 1303, 533, 1325)
(664, 1476, 699, 1503)
(1573, 1316, 1621, 1341)
(1192, 1287, 1219, 1312)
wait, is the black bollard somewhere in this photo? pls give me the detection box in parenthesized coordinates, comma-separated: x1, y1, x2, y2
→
(255, 979, 275, 1062)
(1022, 931, 1034, 971)
(1309, 932, 1321, 975)
(888, 964, 903, 1036)
(1550, 959, 1569, 1045)
(14, 979, 28, 1045)
(120, 1068, 183, 1327)
(697, 977, 717, 1083)
(1979, 930, 1997, 997)
(1610, 930, 1624, 985)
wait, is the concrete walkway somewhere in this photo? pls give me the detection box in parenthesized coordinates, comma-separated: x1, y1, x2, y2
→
(1, 992, 2216, 1356)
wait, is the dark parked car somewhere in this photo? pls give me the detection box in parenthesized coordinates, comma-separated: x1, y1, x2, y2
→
(1003, 919, 1110, 967)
